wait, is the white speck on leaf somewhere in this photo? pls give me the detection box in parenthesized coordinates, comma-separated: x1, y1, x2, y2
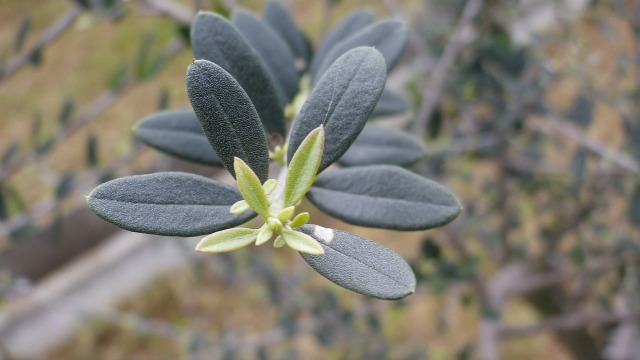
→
(313, 225, 334, 244)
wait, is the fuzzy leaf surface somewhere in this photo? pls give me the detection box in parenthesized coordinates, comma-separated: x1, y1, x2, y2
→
(282, 228, 323, 255)
(134, 109, 221, 166)
(285, 126, 324, 207)
(87, 172, 255, 236)
(309, 8, 373, 76)
(287, 47, 386, 173)
(372, 89, 409, 117)
(264, 2, 310, 66)
(186, 60, 270, 182)
(298, 224, 416, 300)
(191, 12, 285, 136)
(196, 228, 259, 253)
(232, 9, 299, 104)
(234, 158, 271, 220)
(315, 20, 408, 81)
(338, 125, 425, 167)
(307, 165, 461, 230)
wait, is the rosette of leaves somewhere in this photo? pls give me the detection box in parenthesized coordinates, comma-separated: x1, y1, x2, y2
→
(87, 9, 462, 300)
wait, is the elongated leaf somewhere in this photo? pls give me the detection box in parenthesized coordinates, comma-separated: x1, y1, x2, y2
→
(232, 9, 299, 104)
(196, 228, 259, 253)
(372, 89, 409, 117)
(285, 126, 324, 207)
(338, 125, 425, 167)
(86, 134, 99, 167)
(187, 60, 270, 182)
(14, 17, 31, 52)
(264, 2, 310, 65)
(287, 47, 386, 173)
(309, 8, 374, 76)
(315, 20, 408, 81)
(234, 157, 270, 219)
(191, 12, 285, 137)
(298, 224, 416, 299)
(58, 98, 75, 125)
(629, 184, 640, 227)
(307, 165, 461, 230)
(282, 228, 323, 255)
(1, 141, 20, 165)
(134, 109, 221, 166)
(87, 172, 255, 236)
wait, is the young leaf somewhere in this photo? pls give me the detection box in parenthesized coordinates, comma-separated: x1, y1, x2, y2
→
(196, 228, 259, 253)
(87, 172, 255, 236)
(230, 200, 250, 214)
(264, 2, 310, 65)
(263, 179, 277, 194)
(191, 12, 285, 137)
(281, 228, 323, 255)
(372, 89, 409, 117)
(309, 8, 374, 76)
(287, 47, 386, 173)
(289, 212, 309, 228)
(285, 126, 324, 207)
(134, 109, 221, 166)
(314, 20, 408, 81)
(186, 60, 270, 182)
(234, 157, 271, 219)
(278, 206, 295, 223)
(307, 165, 462, 230)
(298, 224, 416, 300)
(338, 125, 425, 167)
(256, 223, 273, 245)
(232, 9, 299, 104)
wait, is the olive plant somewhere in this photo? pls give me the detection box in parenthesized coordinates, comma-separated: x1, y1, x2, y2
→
(86, 4, 462, 300)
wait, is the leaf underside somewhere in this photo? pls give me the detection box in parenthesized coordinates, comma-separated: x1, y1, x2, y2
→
(287, 47, 386, 173)
(186, 60, 270, 183)
(232, 9, 299, 104)
(134, 109, 221, 166)
(338, 124, 425, 167)
(307, 165, 462, 230)
(191, 12, 285, 137)
(87, 172, 256, 236)
(298, 224, 416, 300)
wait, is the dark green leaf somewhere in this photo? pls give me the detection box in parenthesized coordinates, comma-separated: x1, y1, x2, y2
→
(14, 17, 31, 52)
(287, 47, 386, 173)
(232, 9, 299, 104)
(565, 94, 594, 127)
(191, 12, 285, 137)
(58, 98, 75, 125)
(186, 60, 270, 181)
(372, 89, 409, 117)
(308, 165, 462, 230)
(264, 2, 310, 65)
(629, 183, 640, 227)
(134, 109, 221, 166)
(55, 173, 75, 199)
(157, 88, 170, 110)
(338, 125, 425, 167)
(309, 8, 373, 76)
(0, 187, 6, 220)
(29, 45, 43, 66)
(298, 224, 416, 300)
(87, 172, 255, 236)
(135, 33, 154, 79)
(314, 20, 407, 81)
(108, 63, 129, 92)
(86, 134, 99, 167)
(1, 141, 20, 165)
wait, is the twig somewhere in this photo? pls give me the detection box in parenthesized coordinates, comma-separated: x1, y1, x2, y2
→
(138, 0, 192, 26)
(411, 0, 485, 134)
(528, 117, 640, 175)
(0, 5, 83, 83)
(499, 312, 640, 339)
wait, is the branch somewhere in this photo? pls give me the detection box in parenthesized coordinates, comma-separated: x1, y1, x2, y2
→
(0, 5, 82, 83)
(138, 0, 193, 26)
(411, 0, 485, 134)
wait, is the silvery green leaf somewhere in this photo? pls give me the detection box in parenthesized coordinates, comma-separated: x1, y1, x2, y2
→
(87, 172, 255, 236)
(256, 223, 273, 245)
(191, 12, 285, 137)
(196, 228, 259, 253)
(315, 20, 408, 81)
(338, 125, 425, 167)
(372, 89, 409, 117)
(232, 9, 299, 104)
(234, 158, 271, 220)
(264, 2, 310, 67)
(307, 165, 461, 230)
(298, 224, 416, 300)
(285, 126, 324, 207)
(309, 8, 374, 76)
(186, 60, 270, 182)
(134, 109, 221, 166)
(281, 228, 323, 255)
(287, 47, 386, 173)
